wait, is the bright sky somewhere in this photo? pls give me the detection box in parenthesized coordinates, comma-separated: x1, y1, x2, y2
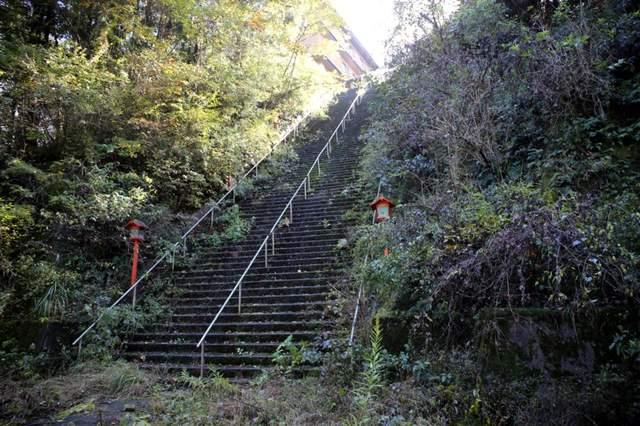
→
(329, 0, 395, 66)
(330, 0, 460, 66)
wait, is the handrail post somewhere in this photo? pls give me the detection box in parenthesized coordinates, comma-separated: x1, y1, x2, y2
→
(350, 254, 370, 346)
(210, 209, 214, 229)
(132, 286, 136, 308)
(77, 338, 82, 358)
(200, 343, 205, 378)
(349, 284, 363, 347)
(304, 179, 307, 199)
(317, 159, 321, 176)
(238, 283, 242, 314)
(183, 237, 187, 257)
(289, 202, 293, 223)
(264, 238, 268, 267)
(271, 232, 275, 255)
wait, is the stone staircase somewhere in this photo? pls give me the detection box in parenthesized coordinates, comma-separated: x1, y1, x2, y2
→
(124, 89, 368, 378)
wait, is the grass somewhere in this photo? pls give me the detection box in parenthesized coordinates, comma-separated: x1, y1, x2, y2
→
(2, 351, 618, 425)
(0, 360, 352, 425)
(0, 360, 157, 423)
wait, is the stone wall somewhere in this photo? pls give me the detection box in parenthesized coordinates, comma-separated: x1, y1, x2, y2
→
(478, 308, 634, 377)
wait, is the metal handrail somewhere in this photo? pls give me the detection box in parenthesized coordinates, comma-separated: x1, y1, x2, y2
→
(195, 89, 365, 376)
(72, 108, 315, 350)
(349, 254, 369, 346)
(349, 178, 383, 346)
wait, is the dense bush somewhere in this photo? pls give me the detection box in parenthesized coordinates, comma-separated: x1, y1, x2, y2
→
(359, 0, 639, 342)
(352, 0, 640, 422)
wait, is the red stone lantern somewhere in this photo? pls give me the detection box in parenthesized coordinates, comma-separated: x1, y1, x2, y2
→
(369, 195, 395, 223)
(125, 219, 147, 306)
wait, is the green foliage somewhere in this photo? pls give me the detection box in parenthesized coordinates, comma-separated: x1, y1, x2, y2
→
(0, 0, 343, 357)
(609, 328, 640, 362)
(352, 317, 385, 421)
(350, 0, 640, 422)
(0, 339, 47, 380)
(357, 0, 640, 331)
(177, 369, 235, 396)
(82, 300, 168, 360)
(105, 361, 150, 395)
(272, 335, 320, 374)
(0, 198, 33, 278)
(188, 205, 252, 253)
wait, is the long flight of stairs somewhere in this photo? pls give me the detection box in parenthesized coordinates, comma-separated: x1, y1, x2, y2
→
(124, 89, 369, 378)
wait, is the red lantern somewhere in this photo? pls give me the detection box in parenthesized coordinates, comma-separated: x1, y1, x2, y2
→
(369, 195, 395, 223)
(125, 220, 148, 307)
(125, 219, 147, 243)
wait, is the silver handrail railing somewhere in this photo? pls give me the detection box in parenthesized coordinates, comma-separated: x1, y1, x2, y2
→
(349, 254, 369, 346)
(72, 108, 317, 352)
(195, 90, 365, 376)
(349, 177, 383, 346)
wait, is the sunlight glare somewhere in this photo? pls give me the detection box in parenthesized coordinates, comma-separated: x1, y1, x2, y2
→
(330, 0, 460, 66)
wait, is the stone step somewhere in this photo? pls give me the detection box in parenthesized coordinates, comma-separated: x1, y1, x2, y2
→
(173, 301, 327, 314)
(238, 190, 359, 207)
(177, 273, 337, 285)
(190, 255, 340, 271)
(129, 330, 323, 344)
(197, 237, 348, 255)
(178, 262, 341, 278)
(125, 341, 282, 353)
(176, 285, 331, 299)
(173, 291, 330, 304)
(134, 362, 320, 378)
(243, 195, 347, 211)
(240, 204, 355, 219)
(189, 233, 346, 257)
(177, 270, 341, 283)
(190, 249, 349, 266)
(171, 310, 327, 323)
(194, 247, 343, 264)
(152, 320, 332, 333)
(239, 211, 352, 227)
(125, 351, 277, 366)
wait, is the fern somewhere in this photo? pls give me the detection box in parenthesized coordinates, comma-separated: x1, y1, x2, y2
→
(353, 316, 385, 419)
(208, 368, 235, 394)
(272, 335, 308, 374)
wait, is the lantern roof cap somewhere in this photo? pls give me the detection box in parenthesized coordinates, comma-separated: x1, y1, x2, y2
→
(125, 219, 148, 230)
(369, 195, 395, 209)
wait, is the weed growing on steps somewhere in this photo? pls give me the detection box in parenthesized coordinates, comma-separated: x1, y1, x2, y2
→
(80, 299, 168, 361)
(187, 205, 252, 252)
(271, 335, 322, 375)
